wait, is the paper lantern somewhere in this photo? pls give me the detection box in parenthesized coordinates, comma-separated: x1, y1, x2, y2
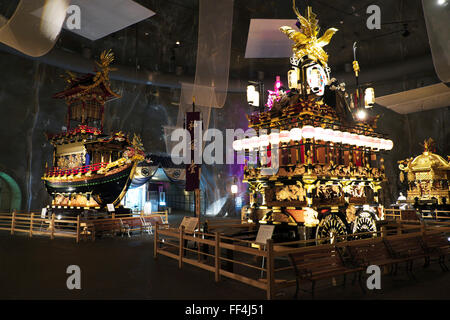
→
(301, 125, 315, 140)
(232, 139, 243, 151)
(289, 128, 302, 141)
(242, 138, 251, 150)
(332, 130, 344, 144)
(364, 87, 375, 108)
(249, 136, 260, 149)
(314, 127, 325, 141)
(342, 132, 353, 145)
(247, 85, 259, 107)
(279, 130, 291, 143)
(323, 128, 334, 142)
(386, 139, 394, 150)
(259, 134, 269, 147)
(269, 132, 280, 145)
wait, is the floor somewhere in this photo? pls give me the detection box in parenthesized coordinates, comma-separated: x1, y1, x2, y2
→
(1, 213, 449, 300)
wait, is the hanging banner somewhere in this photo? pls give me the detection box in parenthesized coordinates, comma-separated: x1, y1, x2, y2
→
(185, 111, 201, 191)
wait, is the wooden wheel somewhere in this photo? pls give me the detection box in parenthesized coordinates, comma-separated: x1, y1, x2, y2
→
(352, 210, 377, 237)
(315, 214, 348, 244)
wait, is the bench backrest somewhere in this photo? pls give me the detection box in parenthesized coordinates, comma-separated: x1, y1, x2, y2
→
(289, 246, 345, 275)
(422, 232, 449, 250)
(345, 238, 391, 265)
(383, 235, 425, 258)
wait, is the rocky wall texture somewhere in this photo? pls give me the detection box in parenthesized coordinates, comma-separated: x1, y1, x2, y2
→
(0, 51, 448, 212)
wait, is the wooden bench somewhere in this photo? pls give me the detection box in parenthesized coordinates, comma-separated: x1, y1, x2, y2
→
(383, 234, 428, 277)
(289, 245, 365, 298)
(344, 237, 408, 276)
(421, 232, 450, 271)
(91, 219, 123, 237)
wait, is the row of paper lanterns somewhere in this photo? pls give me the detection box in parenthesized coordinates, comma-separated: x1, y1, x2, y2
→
(232, 125, 393, 151)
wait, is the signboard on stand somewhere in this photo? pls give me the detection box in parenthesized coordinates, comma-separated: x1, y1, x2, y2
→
(255, 225, 275, 245)
(180, 216, 199, 234)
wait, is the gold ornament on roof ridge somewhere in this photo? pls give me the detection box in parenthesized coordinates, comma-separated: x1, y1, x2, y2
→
(280, 0, 338, 67)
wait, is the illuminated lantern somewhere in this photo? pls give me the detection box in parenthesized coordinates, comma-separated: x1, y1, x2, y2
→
(332, 130, 344, 144)
(259, 134, 270, 148)
(364, 87, 375, 108)
(231, 184, 238, 194)
(246, 85, 259, 107)
(269, 132, 280, 145)
(386, 139, 394, 150)
(279, 130, 291, 143)
(242, 138, 251, 150)
(342, 132, 353, 145)
(349, 133, 359, 146)
(323, 128, 334, 142)
(249, 136, 260, 149)
(301, 125, 315, 140)
(288, 68, 300, 90)
(289, 128, 302, 141)
(306, 64, 327, 96)
(232, 139, 243, 151)
(314, 127, 326, 141)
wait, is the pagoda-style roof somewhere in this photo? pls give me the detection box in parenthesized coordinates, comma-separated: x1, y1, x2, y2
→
(399, 139, 450, 174)
(53, 50, 121, 103)
(400, 152, 450, 172)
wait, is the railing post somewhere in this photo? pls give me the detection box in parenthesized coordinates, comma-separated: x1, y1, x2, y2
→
(154, 222, 159, 259)
(215, 232, 220, 282)
(165, 210, 168, 224)
(29, 213, 34, 237)
(266, 239, 274, 300)
(10, 210, 16, 235)
(76, 215, 80, 243)
(112, 212, 115, 219)
(51, 213, 55, 240)
(179, 225, 185, 269)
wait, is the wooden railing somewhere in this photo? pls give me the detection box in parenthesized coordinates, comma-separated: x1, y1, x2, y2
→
(0, 210, 169, 243)
(153, 221, 450, 300)
(385, 208, 450, 223)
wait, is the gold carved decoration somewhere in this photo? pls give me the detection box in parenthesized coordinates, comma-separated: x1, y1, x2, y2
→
(280, 1, 338, 66)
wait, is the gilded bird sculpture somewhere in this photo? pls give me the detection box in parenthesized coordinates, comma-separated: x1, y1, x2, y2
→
(280, 0, 338, 67)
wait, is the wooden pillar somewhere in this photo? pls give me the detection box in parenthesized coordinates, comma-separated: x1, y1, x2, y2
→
(51, 213, 55, 240)
(215, 231, 220, 282)
(76, 215, 80, 243)
(154, 222, 159, 259)
(10, 210, 16, 235)
(179, 226, 185, 269)
(266, 239, 274, 300)
(29, 213, 34, 237)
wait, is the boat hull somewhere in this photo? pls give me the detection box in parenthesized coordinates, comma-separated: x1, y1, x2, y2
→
(44, 164, 135, 207)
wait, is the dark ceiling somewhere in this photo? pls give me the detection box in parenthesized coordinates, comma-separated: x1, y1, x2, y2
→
(0, 0, 440, 95)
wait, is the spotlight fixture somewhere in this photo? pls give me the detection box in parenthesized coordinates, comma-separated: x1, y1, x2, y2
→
(356, 109, 367, 120)
(437, 0, 448, 6)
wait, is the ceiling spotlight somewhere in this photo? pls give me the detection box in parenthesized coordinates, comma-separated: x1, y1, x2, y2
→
(175, 41, 181, 45)
(437, 0, 448, 6)
(356, 109, 367, 120)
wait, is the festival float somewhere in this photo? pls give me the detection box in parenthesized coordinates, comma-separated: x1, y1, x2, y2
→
(41, 50, 145, 216)
(398, 138, 450, 213)
(233, 2, 394, 242)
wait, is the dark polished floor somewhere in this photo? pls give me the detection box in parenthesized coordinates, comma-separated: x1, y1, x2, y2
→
(1, 213, 449, 300)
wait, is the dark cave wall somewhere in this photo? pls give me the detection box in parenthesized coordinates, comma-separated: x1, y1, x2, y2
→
(0, 50, 448, 212)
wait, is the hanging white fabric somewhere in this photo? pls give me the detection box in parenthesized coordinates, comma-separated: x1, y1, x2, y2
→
(0, 0, 70, 57)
